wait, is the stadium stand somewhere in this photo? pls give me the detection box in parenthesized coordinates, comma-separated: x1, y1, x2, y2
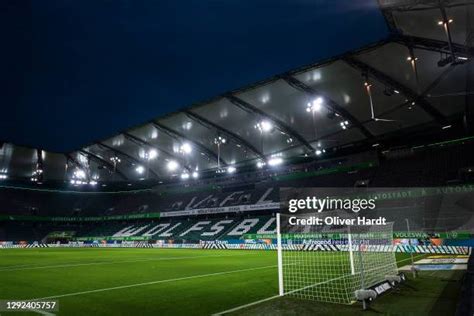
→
(1, 139, 474, 242)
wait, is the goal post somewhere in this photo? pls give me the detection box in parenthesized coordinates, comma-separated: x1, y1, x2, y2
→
(276, 213, 284, 296)
(276, 212, 398, 305)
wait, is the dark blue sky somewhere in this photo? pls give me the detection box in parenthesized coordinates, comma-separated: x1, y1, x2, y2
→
(1, 0, 388, 152)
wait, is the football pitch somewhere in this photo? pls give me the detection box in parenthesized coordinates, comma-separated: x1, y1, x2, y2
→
(0, 248, 465, 315)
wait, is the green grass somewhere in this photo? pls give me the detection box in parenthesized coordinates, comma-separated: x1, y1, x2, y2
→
(0, 249, 465, 315)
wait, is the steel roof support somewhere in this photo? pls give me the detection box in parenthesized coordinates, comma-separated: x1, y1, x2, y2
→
(225, 94, 315, 153)
(151, 122, 226, 166)
(79, 149, 128, 180)
(282, 75, 374, 139)
(65, 153, 90, 181)
(183, 110, 265, 160)
(123, 132, 191, 172)
(344, 56, 446, 124)
(393, 35, 474, 58)
(97, 142, 161, 179)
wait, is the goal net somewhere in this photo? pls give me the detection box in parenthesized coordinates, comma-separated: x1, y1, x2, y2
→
(277, 213, 397, 304)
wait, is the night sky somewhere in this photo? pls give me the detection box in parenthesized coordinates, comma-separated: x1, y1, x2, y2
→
(1, 0, 388, 152)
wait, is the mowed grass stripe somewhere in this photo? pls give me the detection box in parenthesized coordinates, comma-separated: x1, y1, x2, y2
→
(0, 253, 254, 272)
(32, 264, 279, 300)
(0, 249, 276, 305)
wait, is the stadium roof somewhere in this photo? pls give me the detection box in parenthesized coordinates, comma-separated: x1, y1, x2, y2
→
(1, 0, 473, 184)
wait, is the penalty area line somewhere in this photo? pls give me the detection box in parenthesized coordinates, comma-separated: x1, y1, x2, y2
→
(31, 310, 56, 316)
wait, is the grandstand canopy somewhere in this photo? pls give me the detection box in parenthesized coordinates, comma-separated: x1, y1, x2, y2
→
(1, 0, 473, 184)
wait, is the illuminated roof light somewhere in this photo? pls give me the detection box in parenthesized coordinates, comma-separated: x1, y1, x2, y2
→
(89, 180, 98, 186)
(74, 169, 86, 179)
(393, 90, 400, 94)
(227, 166, 236, 174)
(442, 125, 452, 130)
(268, 157, 283, 166)
(147, 149, 158, 160)
(214, 136, 226, 145)
(340, 120, 349, 129)
(167, 160, 179, 171)
(437, 20, 444, 25)
(256, 161, 266, 168)
(306, 97, 323, 113)
(183, 121, 192, 130)
(315, 149, 322, 156)
(448, 19, 453, 23)
(110, 156, 121, 163)
(180, 143, 192, 154)
(180, 173, 190, 180)
(192, 171, 199, 179)
(255, 120, 273, 133)
(407, 56, 412, 61)
(135, 165, 145, 174)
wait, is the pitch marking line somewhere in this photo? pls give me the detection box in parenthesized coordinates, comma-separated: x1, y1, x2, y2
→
(32, 309, 56, 316)
(32, 264, 279, 301)
(0, 253, 253, 272)
(212, 254, 426, 315)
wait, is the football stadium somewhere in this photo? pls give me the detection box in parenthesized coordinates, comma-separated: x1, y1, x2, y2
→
(1, 0, 474, 315)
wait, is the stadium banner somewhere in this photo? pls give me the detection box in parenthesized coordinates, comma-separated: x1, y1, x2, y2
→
(159, 202, 280, 217)
(74, 236, 151, 241)
(0, 212, 161, 222)
(244, 231, 473, 240)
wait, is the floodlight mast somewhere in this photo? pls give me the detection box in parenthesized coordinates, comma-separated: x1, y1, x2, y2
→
(213, 136, 226, 171)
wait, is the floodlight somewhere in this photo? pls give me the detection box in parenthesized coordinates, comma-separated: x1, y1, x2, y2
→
(180, 173, 190, 180)
(214, 136, 226, 145)
(255, 120, 273, 133)
(267, 157, 283, 166)
(192, 171, 199, 179)
(147, 149, 158, 160)
(316, 149, 322, 156)
(135, 165, 145, 174)
(74, 169, 86, 179)
(167, 160, 179, 171)
(227, 166, 236, 173)
(180, 143, 192, 154)
(306, 97, 323, 113)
